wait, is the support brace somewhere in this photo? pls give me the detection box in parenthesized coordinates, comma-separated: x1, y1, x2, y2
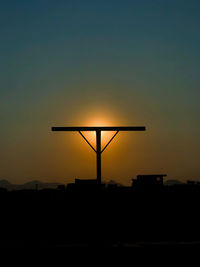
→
(101, 131, 119, 153)
(78, 131, 96, 152)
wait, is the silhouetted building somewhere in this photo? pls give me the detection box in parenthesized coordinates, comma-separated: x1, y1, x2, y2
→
(132, 174, 166, 191)
(186, 180, 200, 186)
(57, 184, 66, 190)
(74, 179, 105, 190)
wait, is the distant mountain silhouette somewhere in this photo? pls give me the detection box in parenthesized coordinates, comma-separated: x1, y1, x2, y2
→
(0, 179, 185, 190)
(0, 179, 61, 190)
(164, 179, 184, 186)
(0, 179, 12, 188)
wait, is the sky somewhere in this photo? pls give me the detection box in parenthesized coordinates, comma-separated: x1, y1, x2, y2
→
(0, 0, 200, 185)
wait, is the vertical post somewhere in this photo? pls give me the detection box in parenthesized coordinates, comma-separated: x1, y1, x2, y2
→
(96, 130, 101, 184)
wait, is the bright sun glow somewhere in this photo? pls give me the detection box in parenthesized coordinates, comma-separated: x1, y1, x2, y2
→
(82, 116, 118, 147)
(86, 117, 112, 127)
(72, 108, 123, 148)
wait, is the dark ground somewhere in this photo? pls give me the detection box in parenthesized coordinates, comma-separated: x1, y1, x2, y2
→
(0, 185, 200, 248)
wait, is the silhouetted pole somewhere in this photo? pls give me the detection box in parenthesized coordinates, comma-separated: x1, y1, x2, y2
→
(96, 130, 101, 184)
(51, 126, 146, 185)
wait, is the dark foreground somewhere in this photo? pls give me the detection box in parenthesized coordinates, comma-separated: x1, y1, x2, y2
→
(0, 185, 200, 248)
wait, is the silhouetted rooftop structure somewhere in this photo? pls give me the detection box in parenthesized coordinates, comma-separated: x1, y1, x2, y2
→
(57, 184, 66, 190)
(132, 174, 166, 191)
(75, 178, 98, 186)
(74, 178, 105, 190)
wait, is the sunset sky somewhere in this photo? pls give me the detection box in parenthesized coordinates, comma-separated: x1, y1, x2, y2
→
(1, 0, 200, 185)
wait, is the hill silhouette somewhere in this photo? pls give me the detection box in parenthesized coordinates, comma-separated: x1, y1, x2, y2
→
(164, 179, 185, 186)
(0, 179, 61, 190)
(0, 179, 185, 190)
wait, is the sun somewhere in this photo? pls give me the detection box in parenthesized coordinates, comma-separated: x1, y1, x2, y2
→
(82, 117, 118, 147)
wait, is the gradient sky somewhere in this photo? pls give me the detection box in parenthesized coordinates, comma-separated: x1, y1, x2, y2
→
(1, 0, 200, 185)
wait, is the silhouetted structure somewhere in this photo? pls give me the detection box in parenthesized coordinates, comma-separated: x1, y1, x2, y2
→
(132, 174, 166, 191)
(57, 184, 66, 190)
(74, 178, 105, 190)
(52, 126, 146, 184)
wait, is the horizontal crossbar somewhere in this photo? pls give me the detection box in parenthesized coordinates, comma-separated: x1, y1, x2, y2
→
(52, 126, 146, 131)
